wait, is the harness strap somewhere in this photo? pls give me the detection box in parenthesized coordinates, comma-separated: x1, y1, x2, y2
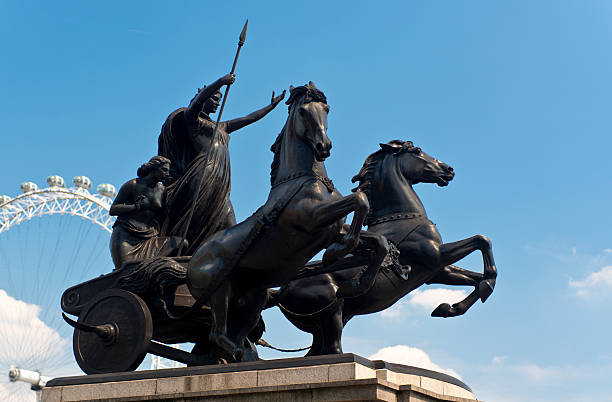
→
(272, 171, 335, 192)
(219, 176, 314, 289)
(367, 212, 424, 226)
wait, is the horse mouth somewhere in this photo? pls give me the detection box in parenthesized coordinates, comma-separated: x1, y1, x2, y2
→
(315, 151, 330, 161)
(437, 173, 454, 187)
(314, 143, 331, 161)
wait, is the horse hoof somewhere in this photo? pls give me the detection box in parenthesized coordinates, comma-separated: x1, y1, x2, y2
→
(479, 279, 495, 302)
(234, 347, 245, 362)
(431, 303, 453, 317)
(323, 243, 343, 266)
(209, 332, 241, 362)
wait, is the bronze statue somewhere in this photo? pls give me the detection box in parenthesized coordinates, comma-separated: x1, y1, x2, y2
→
(158, 74, 286, 255)
(109, 156, 188, 269)
(267, 140, 497, 355)
(60, 23, 498, 374)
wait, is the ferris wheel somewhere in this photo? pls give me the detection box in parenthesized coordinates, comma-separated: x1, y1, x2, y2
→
(0, 175, 116, 402)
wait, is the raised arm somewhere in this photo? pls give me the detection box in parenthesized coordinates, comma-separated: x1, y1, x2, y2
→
(224, 90, 286, 134)
(184, 73, 236, 122)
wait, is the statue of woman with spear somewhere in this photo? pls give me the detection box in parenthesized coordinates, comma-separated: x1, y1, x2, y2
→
(158, 21, 286, 255)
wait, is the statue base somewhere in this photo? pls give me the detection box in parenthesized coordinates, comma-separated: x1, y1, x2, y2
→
(42, 354, 479, 401)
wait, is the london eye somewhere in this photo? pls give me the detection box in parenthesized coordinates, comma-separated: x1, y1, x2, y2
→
(0, 175, 116, 401)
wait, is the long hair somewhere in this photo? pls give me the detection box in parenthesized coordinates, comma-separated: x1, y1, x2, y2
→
(137, 155, 171, 177)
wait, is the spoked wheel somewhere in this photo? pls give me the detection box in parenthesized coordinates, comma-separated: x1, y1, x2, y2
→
(68, 289, 152, 374)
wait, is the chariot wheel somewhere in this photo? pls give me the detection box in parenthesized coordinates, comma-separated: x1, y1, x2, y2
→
(72, 289, 152, 374)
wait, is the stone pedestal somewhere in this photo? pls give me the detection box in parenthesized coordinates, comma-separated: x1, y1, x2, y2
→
(42, 354, 480, 401)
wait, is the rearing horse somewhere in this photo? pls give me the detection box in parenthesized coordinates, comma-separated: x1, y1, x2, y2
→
(268, 140, 498, 355)
(187, 82, 387, 361)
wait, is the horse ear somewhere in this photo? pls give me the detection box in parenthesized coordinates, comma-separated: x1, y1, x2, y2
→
(309, 81, 316, 88)
(289, 85, 295, 92)
(380, 143, 399, 153)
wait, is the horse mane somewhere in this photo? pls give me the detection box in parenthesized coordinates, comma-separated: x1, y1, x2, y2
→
(270, 82, 328, 185)
(351, 140, 421, 210)
(269, 123, 287, 185)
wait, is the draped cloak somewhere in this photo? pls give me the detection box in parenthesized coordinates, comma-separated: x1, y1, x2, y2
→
(158, 108, 233, 255)
(110, 214, 184, 270)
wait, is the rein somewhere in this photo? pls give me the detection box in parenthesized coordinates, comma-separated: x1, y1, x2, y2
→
(278, 297, 341, 317)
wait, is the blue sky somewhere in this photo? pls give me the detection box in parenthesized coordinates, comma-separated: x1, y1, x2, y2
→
(1, 1, 612, 401)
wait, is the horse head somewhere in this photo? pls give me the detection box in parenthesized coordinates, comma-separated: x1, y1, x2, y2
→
(285, 81, 331, 161)
(380, 140, 454, 187)
(352, 140, 455, 220)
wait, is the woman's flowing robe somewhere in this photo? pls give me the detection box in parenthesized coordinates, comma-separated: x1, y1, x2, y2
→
(158, 109, 235, 255)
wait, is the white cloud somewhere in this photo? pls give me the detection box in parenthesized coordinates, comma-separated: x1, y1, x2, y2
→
(408, 288, 468, 310)
(0, 289, 68, 370)
(476, 359, 612, 402)
(568, 266, 612, 296)
(0, 380, 36, 402)
(510, 363, 582, 386)
(379, 288, 469, 319)
(492, 355, 507, 365)
(369, 345, 461, 379)
(379, 300, 406, 318)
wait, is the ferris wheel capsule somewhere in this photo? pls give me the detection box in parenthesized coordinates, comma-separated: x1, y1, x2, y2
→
(0, 175, 118, 399)
(97, 183, 116, 198)
(73, 176, 92, 190)
(46, 175, 65, 188)
(20, 182, 38, 193)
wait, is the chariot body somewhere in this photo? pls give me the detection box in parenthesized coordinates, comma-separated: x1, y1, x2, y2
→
(61, 257, 230, 373)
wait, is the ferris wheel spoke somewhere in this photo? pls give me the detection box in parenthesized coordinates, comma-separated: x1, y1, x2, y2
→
(0, 177, 118, 384)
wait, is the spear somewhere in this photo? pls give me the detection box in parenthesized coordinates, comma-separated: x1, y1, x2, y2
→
(177, 19, 248, 256)
(215, 19, 248, 132)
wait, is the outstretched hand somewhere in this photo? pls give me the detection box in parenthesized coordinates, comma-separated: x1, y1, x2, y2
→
(220, 73, 236, 86)
(270, 90, 287, 107)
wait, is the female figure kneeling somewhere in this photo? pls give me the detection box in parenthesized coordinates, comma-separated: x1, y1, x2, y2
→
(109, 156, 188, 269)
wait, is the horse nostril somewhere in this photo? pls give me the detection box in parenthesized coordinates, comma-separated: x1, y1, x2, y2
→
(316, 143, 325, 153)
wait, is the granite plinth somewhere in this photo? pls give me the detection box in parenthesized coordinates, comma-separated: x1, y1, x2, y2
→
(42, 354, 480, 402)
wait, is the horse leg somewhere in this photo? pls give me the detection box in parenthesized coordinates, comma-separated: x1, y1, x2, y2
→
(428, 265, 484, 317)
(336, 231, 388, 298)
(302, 191, 369, 266)
(305, 326, 324, 356)
(230, 288, 268, 362)
(431, 288, 481, 318)
(320, 307, 344, 354)
(438, 235, 497, 302)
(426, 264, 482, 286)
(208, 281, 243, 362)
